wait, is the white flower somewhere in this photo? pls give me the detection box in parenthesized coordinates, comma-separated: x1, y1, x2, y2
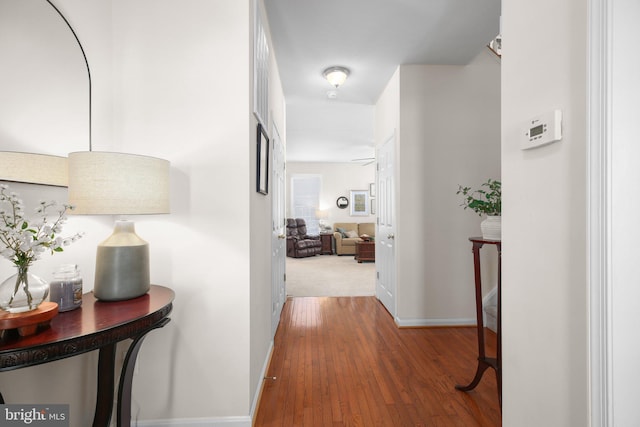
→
(0, 184, 82, 268)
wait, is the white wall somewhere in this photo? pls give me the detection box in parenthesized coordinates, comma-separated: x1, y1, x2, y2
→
(375, 49, 501, 325)
(111, 0, 254, 421)
(0, 1, 279, 425)
(286, 162, 376, 226)
(501, 0, 589, 425)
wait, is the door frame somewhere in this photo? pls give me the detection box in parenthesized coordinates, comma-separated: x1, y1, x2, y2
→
(587, 0, 640, 424)
(587, 0, 610, 422)
(270, 122, 286, 338)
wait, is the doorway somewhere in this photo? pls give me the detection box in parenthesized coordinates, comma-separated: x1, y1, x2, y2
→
(283, 163, 379, 298)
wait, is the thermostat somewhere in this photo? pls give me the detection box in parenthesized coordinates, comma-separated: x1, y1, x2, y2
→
(522, 109, 562, 150)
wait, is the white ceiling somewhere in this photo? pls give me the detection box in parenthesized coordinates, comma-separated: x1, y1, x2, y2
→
(263, 0, 501, 162)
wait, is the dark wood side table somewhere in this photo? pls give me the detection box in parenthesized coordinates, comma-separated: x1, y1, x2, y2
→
(355, 240, 375, 263)
(455, 237, 501, 408)
(320, 233, 334, 255)
(0, 285, 174, 427)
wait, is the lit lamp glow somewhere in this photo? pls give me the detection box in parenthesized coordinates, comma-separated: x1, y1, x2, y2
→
(322, 66, 350, 88)
(315, 209, 330, 231)
(68, 151, 170, 301)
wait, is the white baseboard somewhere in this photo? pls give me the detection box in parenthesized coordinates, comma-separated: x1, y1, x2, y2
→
(395, 317, 475, 327)
(482, 286, 498, 312)
(135, 416, 251, 426)
(135, 341, 275, 427)
(482, 286, 498, 332)
(250, 340, 274, 419)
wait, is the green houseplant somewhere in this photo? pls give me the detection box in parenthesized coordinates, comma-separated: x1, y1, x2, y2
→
(456, 179, 501, 216)
(457, 179, 501, 240)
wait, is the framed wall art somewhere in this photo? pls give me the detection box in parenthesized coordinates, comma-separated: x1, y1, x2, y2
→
(350, 190, 369, 216)
(257, 123, 269, 195)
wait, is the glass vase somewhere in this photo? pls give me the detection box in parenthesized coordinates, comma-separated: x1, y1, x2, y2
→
(0, 265, 49, 313)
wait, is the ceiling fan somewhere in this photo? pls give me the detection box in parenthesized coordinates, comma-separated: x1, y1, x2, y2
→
(351, 157, 375, 166)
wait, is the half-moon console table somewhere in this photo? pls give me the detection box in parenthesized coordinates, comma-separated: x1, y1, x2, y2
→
(455, 237, 501, 407)
(0, 285, 174, 427)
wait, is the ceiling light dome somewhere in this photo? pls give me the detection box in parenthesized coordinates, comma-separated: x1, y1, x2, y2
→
(323, 66, 350, 88)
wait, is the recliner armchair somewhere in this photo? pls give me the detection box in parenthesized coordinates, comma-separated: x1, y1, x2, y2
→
(286, 218, 322, 258)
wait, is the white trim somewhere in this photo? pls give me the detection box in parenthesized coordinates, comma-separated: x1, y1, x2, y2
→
(252, 0, 269, 127)
(135, 342, 274, 426)
(395, 317, 476, 328)
(588, 0, 613, 425)
(482, 286, 498, 332)
(135, 416, 251, 426)
(250, 340, 275, 420)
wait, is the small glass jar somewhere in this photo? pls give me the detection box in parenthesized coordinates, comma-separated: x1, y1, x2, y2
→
(49, 264, 83, 312)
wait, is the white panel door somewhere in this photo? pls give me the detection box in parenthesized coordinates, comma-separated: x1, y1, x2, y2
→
(271, 124, 286, 337)
(376, 134, 396, 317)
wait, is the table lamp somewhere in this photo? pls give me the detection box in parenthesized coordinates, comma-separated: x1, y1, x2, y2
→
(68, 151, 170, 301)
(315, 209, 330, 231)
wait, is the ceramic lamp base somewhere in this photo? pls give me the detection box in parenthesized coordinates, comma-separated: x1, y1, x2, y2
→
(94, 220, 150, 301)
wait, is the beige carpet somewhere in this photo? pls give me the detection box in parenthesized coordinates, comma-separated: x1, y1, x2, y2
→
(286, 254, 375, 297)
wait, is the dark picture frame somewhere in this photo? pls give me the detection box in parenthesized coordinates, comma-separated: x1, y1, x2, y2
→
(257, 123, 269, 195)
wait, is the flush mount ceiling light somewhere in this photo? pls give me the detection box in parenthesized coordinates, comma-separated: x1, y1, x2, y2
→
(323, 66, 350, 88)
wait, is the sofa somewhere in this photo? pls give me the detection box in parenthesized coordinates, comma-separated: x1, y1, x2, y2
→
(333, 222, 375, 255)
(286, 218, 323, 258)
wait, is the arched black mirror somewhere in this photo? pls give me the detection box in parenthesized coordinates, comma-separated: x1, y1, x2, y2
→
(0, 0, 88, 155)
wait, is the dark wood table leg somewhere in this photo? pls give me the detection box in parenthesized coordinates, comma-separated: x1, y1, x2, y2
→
(93, 343, 117, 427)
(455, 357, 498, 391)
(455, 239, 502, 409)
(496, 244, 502, 407)
(456, 241, 488, 392)
(117, 318, 171, 427)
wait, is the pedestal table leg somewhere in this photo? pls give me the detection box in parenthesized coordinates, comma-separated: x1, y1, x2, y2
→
(455, 241, 488, 392)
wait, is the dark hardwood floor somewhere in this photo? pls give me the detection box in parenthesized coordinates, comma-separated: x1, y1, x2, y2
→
(255, 296, 501, 426)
